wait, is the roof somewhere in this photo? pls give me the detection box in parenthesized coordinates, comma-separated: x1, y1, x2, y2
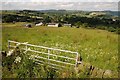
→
(64, 24, 71, 26)
(48, 23, 59, 25)
(36, 22, 43, 26)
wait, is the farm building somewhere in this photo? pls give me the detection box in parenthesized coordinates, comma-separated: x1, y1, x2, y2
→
(35, 22, 43, 26)
(47, 23, 61, 27)
(36, 17, 43, 19)
(63, 24, 72, 27)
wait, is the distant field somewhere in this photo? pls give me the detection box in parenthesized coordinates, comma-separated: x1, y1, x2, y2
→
(2, 22, 118, 72)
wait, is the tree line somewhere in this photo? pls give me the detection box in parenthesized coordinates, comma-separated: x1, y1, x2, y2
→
(2, 13, 120, 34)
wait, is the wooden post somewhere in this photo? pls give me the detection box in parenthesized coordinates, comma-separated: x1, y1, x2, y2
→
(8, 40, 10, 50)
(48, 49, 50, 64)
(25, 44, 28, 54)
(75, 52, 78, 68)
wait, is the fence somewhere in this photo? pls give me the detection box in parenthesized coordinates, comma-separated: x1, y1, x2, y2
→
(8, 40, 79, 69)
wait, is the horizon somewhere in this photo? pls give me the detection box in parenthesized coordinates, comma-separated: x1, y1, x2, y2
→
(1, 9, 119, 12)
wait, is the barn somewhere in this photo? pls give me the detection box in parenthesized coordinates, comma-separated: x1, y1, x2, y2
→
(63, 24, 72, 27)
(35, 22, 43, 26)
(47, 23, 60, 27)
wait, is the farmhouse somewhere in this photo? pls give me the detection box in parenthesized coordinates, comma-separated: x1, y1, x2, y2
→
(35, 22, 43, 26)
(63, 24, 72, 27)
(47, 23, 60, 27)
(36, 17, 43, 19)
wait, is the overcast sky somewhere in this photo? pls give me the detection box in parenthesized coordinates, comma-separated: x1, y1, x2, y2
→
(1, 0, 119, 11)
(1, 0, 120, 2)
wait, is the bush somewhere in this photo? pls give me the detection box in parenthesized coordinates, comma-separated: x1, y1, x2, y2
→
(107, 27, 116, 32)
(116, 28, 120, 34)
(3, 14, 17, 23)
(82, 23, 89, 28)
(97, 26, 107, 30)
(58, 23, 62, 27)
(75, 22, 82, 28)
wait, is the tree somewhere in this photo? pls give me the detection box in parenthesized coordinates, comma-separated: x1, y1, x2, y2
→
(116, 28, 120, 34)
(75, 22, 82, 28)
(43, 16, 51, 24)
(82, 23, 89, 28)
(3, 14, 16, 22)
(58, 23, 62, 27)
(19, 16, 30, 22)
(107, 27, 116, 32)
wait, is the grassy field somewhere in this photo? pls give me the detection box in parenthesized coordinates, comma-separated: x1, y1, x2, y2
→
(2, 22, 118, 77)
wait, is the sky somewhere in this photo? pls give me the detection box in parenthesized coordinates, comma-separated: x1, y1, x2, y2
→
(1, 0, 120, 11)
(1, 0, 120, 2)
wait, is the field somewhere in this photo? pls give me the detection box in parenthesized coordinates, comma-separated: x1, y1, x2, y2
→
(2, 22, 118, 78)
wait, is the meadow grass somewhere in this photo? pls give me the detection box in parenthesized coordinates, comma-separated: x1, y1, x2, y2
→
(2, 22, 118, 72)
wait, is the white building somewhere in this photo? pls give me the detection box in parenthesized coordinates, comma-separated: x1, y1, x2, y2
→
(47, 23, 59, 27)
(35, 22, 43, 26)
(63, 24, 71, 27)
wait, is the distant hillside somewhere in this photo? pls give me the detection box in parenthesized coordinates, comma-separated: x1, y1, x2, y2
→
(102, 11, 119, 16)
(39, 9, 67, 13)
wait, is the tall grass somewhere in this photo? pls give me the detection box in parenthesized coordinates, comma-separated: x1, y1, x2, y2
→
(2, 22, 118, 78)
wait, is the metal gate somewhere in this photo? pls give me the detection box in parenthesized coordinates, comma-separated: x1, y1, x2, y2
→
(8, 40, 79, 69)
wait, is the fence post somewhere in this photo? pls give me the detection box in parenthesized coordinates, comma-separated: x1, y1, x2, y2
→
(8, 40, 10, 50)
(75, 52, 78, 68)
(25, 43, 28, 54)
(48, 49, 50, 64)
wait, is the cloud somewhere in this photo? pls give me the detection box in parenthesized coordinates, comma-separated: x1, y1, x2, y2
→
(1, 0, 120, 2)
(94, 3, 114, 8)
(1, 2, 118, 11)
(93, 2, 118, 11)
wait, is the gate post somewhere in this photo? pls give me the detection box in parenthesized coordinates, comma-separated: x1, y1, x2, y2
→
(25, 43, 28, 54)
(48, 49, 50, 64)
(75, 52, 78, 68)
(8, 40, 10, 50)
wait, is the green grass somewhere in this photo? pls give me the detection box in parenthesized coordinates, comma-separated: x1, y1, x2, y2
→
(2, 22, 118, 75)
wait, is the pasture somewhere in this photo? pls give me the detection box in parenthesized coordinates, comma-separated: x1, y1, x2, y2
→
(2, 22, 118, 78)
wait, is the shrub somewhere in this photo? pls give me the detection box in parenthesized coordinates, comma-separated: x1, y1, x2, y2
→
(82, 23, 89, 28)
(97, 26, 107, 30)
(58, 23, 62, 27)
(116, 28, 120, 34)
(107, 27, 116, 32)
